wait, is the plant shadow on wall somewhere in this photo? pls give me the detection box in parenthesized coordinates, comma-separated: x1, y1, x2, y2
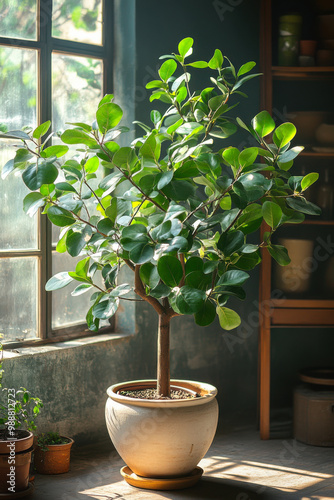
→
(0, 38, 321, 484)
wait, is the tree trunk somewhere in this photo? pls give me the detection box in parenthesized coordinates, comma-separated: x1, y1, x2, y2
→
(157, 313, 170, 397)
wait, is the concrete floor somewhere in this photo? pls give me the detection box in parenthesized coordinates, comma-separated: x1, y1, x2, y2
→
(31, 427, 334, 500)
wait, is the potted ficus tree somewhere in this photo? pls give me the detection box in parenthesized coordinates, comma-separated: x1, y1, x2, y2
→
(0, 38, 320, 488)
(0, 339, 43, 495)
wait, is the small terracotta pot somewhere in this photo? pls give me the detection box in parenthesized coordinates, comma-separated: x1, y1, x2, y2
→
(34, 437, 74, 474)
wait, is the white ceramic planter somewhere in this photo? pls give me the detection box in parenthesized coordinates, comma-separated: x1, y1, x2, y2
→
(105, 379, 218, 478)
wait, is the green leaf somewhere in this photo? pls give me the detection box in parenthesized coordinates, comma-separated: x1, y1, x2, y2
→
(112, 147, 137, 171)
(237, 61, 256, 77)
(22, 161, 58, 190)
(146, 80, 166, 90)
(238, 173, 270, 202)
(151, 110, 162, 126)
(273, 122, 296, 149)
(185, 271, 212, 290)
(33, 121, 51, 140)
(42, 145, 68, 158)
(140, 263, 160, 289)
(157, 255, 183, 287)
(157, 170, 173, 190)
(71, 284, 93, 296)
(216, 306, 241, 330)
(93, 298, 118, 319)
(106, 198, 132, 223)
(268, 244, 291, 266)
(1, 159, 15, 179)
(97, 218, 114, 235)
(178, 37, 194, 58)
(233, 73, 261, 91)
(162, 180, 195, 201)
(217, 270, 250, 287)
(251, 110, 275, 138)
(45, 272, 73, 291)
(175, 121, 203, 135)
(208, 95, 226, 111)
(301, 172, 319, 191)
(194, 300, 216, 326)
(209, 122, 237, 139)
(171, 286, 206, 315)
(66, 229, 87, 257)
(235, 251, 261, 270)
(278, 146, 304, 164)
(262, 201, 282, 228)
(208, 49, 223, 70)
(85, 156, 99, 174)
(159, 59, 177, 82)
(151, 220, 172, 242)
(187, 61, 208, 68)
(222, 147, 240, 169)
(47, 206, 76, 227)
(185, 256, 203, 274)
(286, 197, 321, 216)
(96, 103, 123, 133)
(109, 284, 131, 297)
(129, 242, 154, 264)
(217, 230, 244, 256)
(122, 224, 147, 239)
(61, 129, 96, 147)
(67, 121, 92, 132)
(55, 182, 77, 193)
(238, 148, 258, 169)
(150, 283, 171, 299)
(23, 192, 45, 217)
(0, 130, 31, 141)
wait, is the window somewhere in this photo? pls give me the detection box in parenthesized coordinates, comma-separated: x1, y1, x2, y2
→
(0, 0, 113, 345)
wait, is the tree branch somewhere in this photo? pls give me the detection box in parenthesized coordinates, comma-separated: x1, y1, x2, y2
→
(134, 265, 165, 315)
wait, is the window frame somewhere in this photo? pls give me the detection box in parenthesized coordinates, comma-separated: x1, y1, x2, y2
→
(0, 0, 114, 347)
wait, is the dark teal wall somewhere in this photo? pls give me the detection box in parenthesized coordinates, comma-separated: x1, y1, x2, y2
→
(135, 0, 262, 426)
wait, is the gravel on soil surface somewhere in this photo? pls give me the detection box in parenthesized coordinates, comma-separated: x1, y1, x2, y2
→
(118, 388, 198, 400)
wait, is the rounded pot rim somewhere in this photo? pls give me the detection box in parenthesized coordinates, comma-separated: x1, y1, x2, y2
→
(36, 436, 74, 451)
(106, 379, 218, 408)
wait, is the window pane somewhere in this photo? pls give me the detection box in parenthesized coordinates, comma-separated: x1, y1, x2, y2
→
(51, 53, 103, 245)
(0, 257, 38, 342)
(0, 0, 37, 40)
(0, 153, 38, 250)
(0, 47, 38, 250)
(0, 47, 37, 130)
(52, 53, 103, 131)
(52, 0, 103, 45)
(52, 252, 105, 329)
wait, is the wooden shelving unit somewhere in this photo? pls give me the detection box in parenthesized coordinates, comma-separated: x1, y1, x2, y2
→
(259, 0, 334, 439)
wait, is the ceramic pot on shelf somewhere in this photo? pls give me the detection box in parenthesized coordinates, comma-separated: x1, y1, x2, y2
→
(275, 239, 314, 294)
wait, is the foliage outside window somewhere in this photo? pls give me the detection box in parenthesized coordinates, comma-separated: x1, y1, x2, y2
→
(0, 0, 111, 344)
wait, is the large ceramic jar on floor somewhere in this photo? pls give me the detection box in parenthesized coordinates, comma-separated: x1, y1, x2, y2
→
(105, 379, 218, 478)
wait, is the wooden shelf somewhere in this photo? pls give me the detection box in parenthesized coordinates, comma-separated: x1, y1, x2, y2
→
(271, 299, 334, 309)
(272, 66, 334, 80)
(302, 219, 334, 226)
(258, 0, 334, 440)
(300, 150, 334, 158)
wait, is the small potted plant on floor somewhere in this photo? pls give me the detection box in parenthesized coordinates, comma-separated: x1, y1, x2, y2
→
(0, 339, 43, 495)
(34, 431, 74, 475)
(0, 38, 320, 488)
